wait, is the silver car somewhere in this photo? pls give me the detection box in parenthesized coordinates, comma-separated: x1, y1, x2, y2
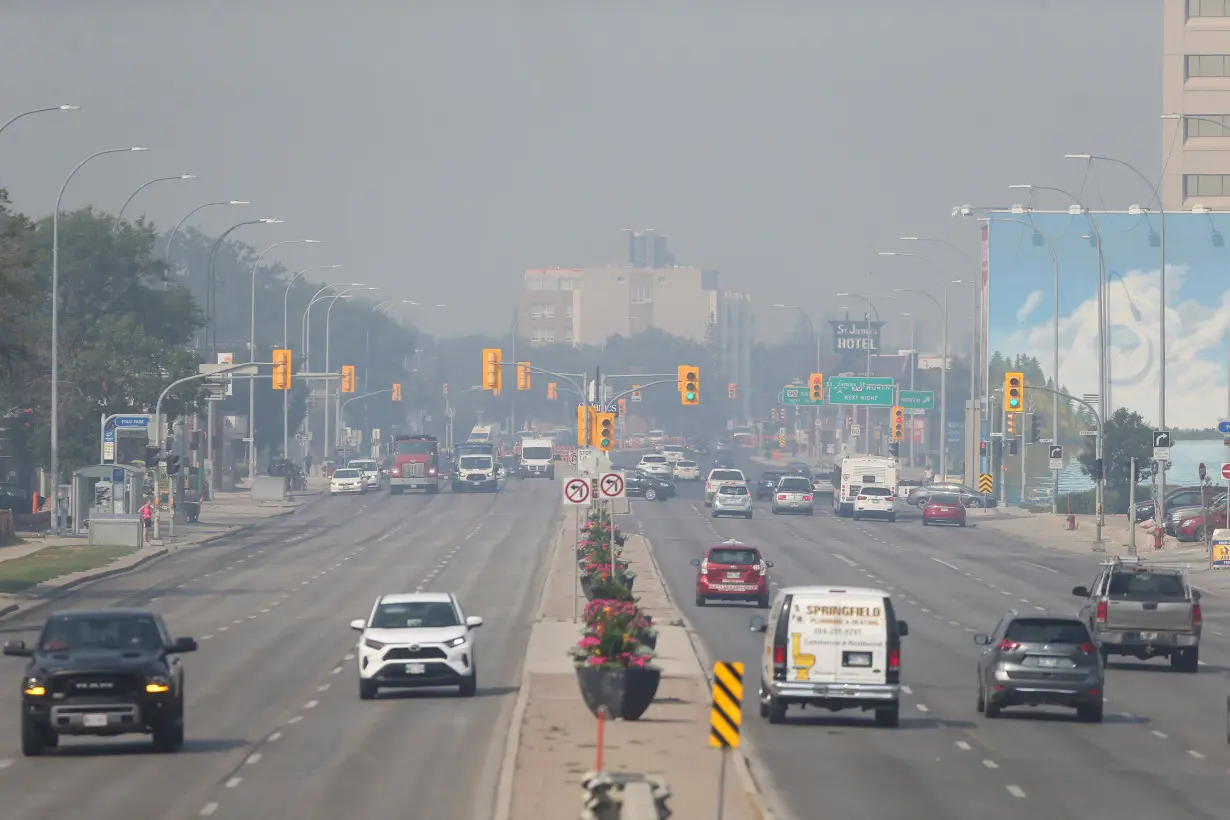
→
(974, 613, 1104, 722)
(712, 484, 753, 519)
(771, 476, 814, 516)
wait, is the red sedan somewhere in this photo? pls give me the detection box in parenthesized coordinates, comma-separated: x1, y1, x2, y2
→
(922, 492, 967, 527)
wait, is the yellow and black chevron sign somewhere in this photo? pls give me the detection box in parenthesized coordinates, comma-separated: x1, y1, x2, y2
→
(709, 661, 744, 748)
(978, 473, 994, 495)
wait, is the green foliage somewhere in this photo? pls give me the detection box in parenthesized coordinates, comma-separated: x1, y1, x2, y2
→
(1076, 407, 1155, 514)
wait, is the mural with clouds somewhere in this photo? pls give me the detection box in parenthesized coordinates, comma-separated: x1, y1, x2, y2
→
(986, 210, 1229, 430)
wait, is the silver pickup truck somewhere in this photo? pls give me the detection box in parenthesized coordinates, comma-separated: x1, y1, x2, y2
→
(1072, 558, 1202, 672)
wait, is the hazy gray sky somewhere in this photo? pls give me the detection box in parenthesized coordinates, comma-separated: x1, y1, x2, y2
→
(0, 1, 1158, 346)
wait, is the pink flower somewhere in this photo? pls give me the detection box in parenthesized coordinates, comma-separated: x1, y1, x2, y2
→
(578, 635, 601, 648)
(588, 656, 607, 665)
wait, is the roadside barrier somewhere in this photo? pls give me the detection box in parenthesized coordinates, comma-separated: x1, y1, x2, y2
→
(580, 771, 671, 820)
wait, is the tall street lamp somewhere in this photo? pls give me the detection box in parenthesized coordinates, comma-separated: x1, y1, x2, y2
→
(773, 304, 821, 459)
(301, 283, 364, 465)
(835, 292, 890, 454)
(164, 200, 249, 259)
(115, 174, 196, 226)
(283, 265, 343, 461)
(205, 218, 282, 355)
(325, 287, 380, 452)
(900, 311, 915, 467)
(50, 146, 148, 534)
(0, 104, 78, 139)
(247, 239, 321, 480)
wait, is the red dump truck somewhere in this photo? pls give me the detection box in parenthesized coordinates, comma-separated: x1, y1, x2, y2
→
(388, 434, 444, 494)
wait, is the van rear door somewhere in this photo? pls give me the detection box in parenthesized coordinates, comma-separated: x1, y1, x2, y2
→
(790, 593, 890, 685)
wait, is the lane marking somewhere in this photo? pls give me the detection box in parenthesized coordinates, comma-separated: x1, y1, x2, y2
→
(982, 760, 998, 769)
(200, 804, 219, 816)
(901, 685, 913, 695)
(955, 741, 971, 751)
(317, 683, 331, 692)
(929, 557, 960, 571)
(330, 666, 343, 675)
(288, 715, 303, 724)
(268, 732, 282, 742)
(1006, 785, 1026, 799)
(304, 700, 318, 709)
(1021, 561, 1059, 574)
(831, 553, 859, 567)
(1188, 750, 1206, 759)
(226, 777, 242, 788)
(246, 753, 262, 765)
(916, 704, 929, 712)
(201, 635, 213, 640)
(1152, 730, 1168, 738)
(218, 627, 228, 632)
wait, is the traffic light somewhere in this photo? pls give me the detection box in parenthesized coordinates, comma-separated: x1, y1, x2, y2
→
(980, 440, 988, 458)
(888, 441, 899, 458)
(144, 445, 161, 466)
(341, 365, 356, 393)
(728, 382, 737, 399)
(577, 404, 597, 447)
(1005, 412, 1017, 436)
(272, 348, 292, 390)
(770, 408, 778, 423)
(516, 362, 531, 391)
(482, 348, 503, 391)
(1029, 413, 1041, 444)
(679, 365, 699, 405)
(1008, 439, 1019, 456)
(891, 406, 905, 441)
(594, 412, 616, 451)
(618, 398, 626, 414)
(392, 383, 402, 402)
(1004, 371, 1024, 413)
(442, 383, 448, 397)
(547, 382, 558, 400)
(165, 454, 181, 476)
(809, 373, 824, 402)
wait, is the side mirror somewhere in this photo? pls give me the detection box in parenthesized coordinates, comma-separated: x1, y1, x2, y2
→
(765, 561, 774, 568)
(896, 620, 909, 637)
(1193, 589, 1203, 600)
(690, 559, 701, 566)
(169, 637, 198, 654)
(973, 633, 991, 645)
(349, 619, 366, 631)
(3, 640, 31, 658)
(749, 615, 767, 633)
(466, 616, 484, 629)
(1071, 586, 1089, 598)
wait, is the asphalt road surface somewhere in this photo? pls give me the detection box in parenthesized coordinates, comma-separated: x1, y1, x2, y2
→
(616, 450, 1230, 820)
(0, 477, 560, 820)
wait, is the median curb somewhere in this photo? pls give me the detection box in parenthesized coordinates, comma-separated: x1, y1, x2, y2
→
(638, 530, 785, 820)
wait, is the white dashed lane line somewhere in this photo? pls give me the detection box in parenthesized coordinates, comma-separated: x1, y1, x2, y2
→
(1006, 785, 1026, 799)
(982, 760, 999, 769)
(955, 741, 971, 751)
(225, 777, 242, 789)
(200, 803, 219, 816)
(246, 753, 262, 765)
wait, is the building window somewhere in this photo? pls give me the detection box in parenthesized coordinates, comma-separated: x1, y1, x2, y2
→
(544, 305, 556, 318)
(1184, 174, 1230, 196)
(1186, 54, 1230, 78)
(530, 304, 542, 318)
(1190, 0, 1230, 17)
(543, 330, 555, 343)
(531, 328, 543, 342)
(565, 304, 573, 318)
(565, 331, 573, 344)
(1185, 113, 1230, 137)
(631, 284, 652, 304)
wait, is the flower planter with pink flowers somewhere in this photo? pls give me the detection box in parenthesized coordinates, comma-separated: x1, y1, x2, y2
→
(570, 599, 660, 719)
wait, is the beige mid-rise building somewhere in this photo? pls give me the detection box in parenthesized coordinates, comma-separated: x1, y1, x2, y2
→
(1162, 0, 1230, 208)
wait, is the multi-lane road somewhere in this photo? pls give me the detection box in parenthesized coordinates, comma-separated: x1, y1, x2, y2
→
(614, 451, 1230, 820)
(0, 478, 561, 820)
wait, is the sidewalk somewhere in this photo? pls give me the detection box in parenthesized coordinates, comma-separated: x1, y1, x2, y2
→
(500, 519, 763, 820)
(0, 482, 322, 620)
(975, 511, 1191, 556)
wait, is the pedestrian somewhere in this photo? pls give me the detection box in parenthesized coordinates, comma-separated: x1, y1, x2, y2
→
(141, 501, 153, 538)
(304, 454, 313, 476)
(924, 465, 935, 486)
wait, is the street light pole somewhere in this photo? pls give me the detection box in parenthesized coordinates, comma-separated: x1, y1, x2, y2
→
(890, 284, 955, 476)
(164, 200, 250, 260)
(283, 266, 343, 462)
(836, 293, 887, 454)
(115, 175, 195, 227)
(50, 146, 148, 534)
(325, 287, 379, 455)
(772, 304, 821, 460)
(0, 104, 77, 139)
(247, 239, 321, 482)
(901, 312, 915, 467)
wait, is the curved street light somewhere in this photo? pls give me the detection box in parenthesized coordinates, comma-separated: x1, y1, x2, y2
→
(281, 265, 343, 459)
(834, 291, 891, 455)
(164, 200, 249, 259)
(115, 174, 196, 227)
(49, 146, 148, 534)
(325, 287, 380, 450)
(204, 218, 282, 354)
(0, 104, 77, 139)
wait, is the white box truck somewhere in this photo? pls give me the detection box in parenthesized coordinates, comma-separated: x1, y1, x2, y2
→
(518, 437, 556, 479)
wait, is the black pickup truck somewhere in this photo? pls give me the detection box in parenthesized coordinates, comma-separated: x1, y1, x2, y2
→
(3, 608, 197, 756)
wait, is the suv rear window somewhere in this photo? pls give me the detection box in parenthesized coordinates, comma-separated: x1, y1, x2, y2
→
(708, 549, 760, 565)
(861, 486, 892, 496)
(720, 485, 748, 496)
(710, 470, 744, 482)
(1004, 618, 1091, 644)
(1107, 571, 1186, 598)
(778, 478, 812, 491)
(641, 455, 666, 463)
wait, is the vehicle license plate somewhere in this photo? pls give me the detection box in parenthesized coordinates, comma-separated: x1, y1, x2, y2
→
(83, 713, 108, 727)
(406, 664, 426, 675)
(726, 571, 742, 579)
(1140, 632, 1158, 641)
(843, 652, 872, 667)
(937, 507, 949, 512)
(1037, 657, 1059, 668)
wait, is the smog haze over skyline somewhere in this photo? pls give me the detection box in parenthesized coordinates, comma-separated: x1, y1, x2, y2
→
(1, 1, 1159, 347)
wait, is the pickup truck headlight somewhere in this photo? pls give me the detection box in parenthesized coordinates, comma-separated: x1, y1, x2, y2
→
(145, 676, 171, 693)
(24, 676, 45, 696)
(445, 636, 466, 648)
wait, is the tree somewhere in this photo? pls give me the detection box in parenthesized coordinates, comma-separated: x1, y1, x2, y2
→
(1076, 407, 1155, 514)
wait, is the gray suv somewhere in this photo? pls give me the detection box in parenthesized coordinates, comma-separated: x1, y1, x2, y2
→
(974, 613, 1104, 722)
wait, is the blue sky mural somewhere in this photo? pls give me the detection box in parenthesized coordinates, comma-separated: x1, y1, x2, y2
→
(986, 210, 1229, 429)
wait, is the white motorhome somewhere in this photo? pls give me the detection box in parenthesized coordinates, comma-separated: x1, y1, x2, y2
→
(834, 456, 897, 517)
(518, 437, 556, 479)
(467, 425, 495, 444)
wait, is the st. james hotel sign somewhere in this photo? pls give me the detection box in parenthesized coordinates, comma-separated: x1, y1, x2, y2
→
(830, 319, 884, 354)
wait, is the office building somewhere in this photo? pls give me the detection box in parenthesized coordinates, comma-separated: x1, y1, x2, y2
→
(1163, 0, 1230, 208)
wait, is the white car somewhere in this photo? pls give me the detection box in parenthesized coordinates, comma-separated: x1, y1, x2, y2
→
(330, 468, 366, 495)
(347, 459, 381, 489)
(350, 592, 484, 699)
(853, 485, 896, 522)
(638, 454, 674, 481)
(771, 476, 815, 515)
(661, 444, 685, 463)
(673, 460, 701, 481)
(712, 483, 753, 519)
(704, 468, 747, 506)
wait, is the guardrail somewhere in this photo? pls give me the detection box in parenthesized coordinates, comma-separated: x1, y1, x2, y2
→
(580, 771, 671, 820)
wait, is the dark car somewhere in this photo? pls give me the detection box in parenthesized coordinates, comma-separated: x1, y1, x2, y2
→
(975, 614, 1103, 722)
(0, 482, 33, 515)
(911, 482, 997, 509)
(626, 469, 675, 501)
(1140, 486, 1217, 524)
(4, 609, 198, 755)
(712, 449, 737, 469)
(756, 471, 786, 500)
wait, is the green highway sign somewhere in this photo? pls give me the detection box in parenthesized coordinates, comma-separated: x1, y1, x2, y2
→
(828, 377, 895, 407)
(779, 385, 823, 406)
(899, 390, 935, 412)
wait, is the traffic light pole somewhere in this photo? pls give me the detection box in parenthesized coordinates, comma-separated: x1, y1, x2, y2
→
(339, 389, 394, 435)
(1022, 384, 1104, 545)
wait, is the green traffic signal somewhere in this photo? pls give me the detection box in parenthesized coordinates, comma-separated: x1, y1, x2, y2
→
(686, 391, 696, 401)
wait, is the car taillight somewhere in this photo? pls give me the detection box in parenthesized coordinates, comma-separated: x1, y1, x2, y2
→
(777, 494, 786, 500)
(888, 648, 900, 670)
(1078, 643, 1098, 655)
(803, 495, 812, 502)
(996, 639, 1021, 651)
(1193, 603, 1202, 628)
(857, 496, 866, 501)
(700, 561, 708, 574)
(758, 563, 767, 576)
(772, 646, 786, 665)
(1095, 601, 1108, 624)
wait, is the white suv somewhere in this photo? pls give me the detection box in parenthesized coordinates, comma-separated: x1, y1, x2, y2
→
(853, 486, 896, 522)
(350, 592, 484, 699)
(638, 454, 674, 480)
(704, 468, 747, 507)
(661, 444, 685, 463)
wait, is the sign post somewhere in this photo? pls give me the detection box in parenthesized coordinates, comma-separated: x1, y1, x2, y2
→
(1048, 445, 1063, 471)
(1153, 430, 1172, 462)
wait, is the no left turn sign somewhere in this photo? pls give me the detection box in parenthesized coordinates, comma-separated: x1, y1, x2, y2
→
(562, 477, 591, 505)
(600, 472, 626, 499)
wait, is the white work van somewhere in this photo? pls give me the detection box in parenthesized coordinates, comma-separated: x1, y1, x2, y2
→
(518, 437, 556, 479)
(750, 585, 908, 727)
(834, 456, 897, 518)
